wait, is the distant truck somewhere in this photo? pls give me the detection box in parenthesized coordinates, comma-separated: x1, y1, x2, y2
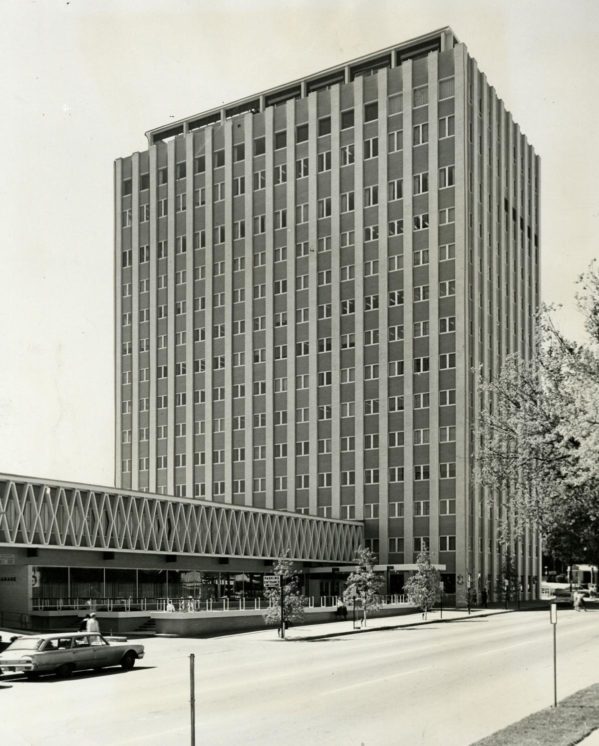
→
(568, 564, 598, 593)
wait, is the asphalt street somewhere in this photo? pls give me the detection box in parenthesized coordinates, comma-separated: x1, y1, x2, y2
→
(1, 609, 598, 746)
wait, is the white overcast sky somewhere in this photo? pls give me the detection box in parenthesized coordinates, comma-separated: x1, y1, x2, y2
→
(1, 0, 597, 487)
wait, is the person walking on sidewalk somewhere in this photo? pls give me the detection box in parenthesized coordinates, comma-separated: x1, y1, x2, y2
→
(86, 612, 100, 633)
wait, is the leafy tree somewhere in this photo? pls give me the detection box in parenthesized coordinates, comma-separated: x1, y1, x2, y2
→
(476, 262, 599, 566)
(263, 553, 305, 636)
(342, 546, 382, 627)
(404, 550, 440, 619)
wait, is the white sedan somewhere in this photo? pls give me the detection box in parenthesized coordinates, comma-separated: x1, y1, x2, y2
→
(0, 632, 144, 679)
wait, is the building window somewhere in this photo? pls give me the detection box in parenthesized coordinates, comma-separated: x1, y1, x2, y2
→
(414, 357, 430, 374)
(318, 116, 331, 136)
(438, 77, 455, 100)
(388, 178, 403, 201)
(389, 289, 404, 306)
(296, 474, 309, 490)
(413, 123, 428, 145)
(414, 392, 430, 409)
(413, 248, 429, 267)
(214, 149, 225, 168)
(414, 284, 429, 302)
(364, 185, 378, 207)
(414, 499, 430, 516)
(317, 151, 332, 173)
(439, 166, 455, 188)
(440, 462, 456, 479)
(439, 353, 456, 370)
(413, 320, 429, 338)
(389, 395, 404, 412)
(439, 207, 455, 225)
(413, 172, 429, 195)
(440, 316, 456, 333)
(340, 230, 354, 248)
(364, 225, 379, 242)
(318, 197, 331, 218)
(388, 360, 404, 377)
(341, 471, 355, 487)
(388, 130, 403, 153)
(440, 499, 456, 515)
(388, 219, 403, 236)
(364, 469, 379, 485)
(389, 467, 404, 484)
(413, 86, 428, 108)
(233, 143, 245, 162)
(439, 243, 455, 261)
(440, 426, 456, 442)
(440, 535, 456, 552)
(440, 388, 456, 406)
(364, 329, 379, 346)
(413, 213, 429, 231)
(439, 114, 455, 139)
(364, 137, 378, 159)
(340, 264, 355, 281)
(440, 280, 456, 298)
(274, 164, 287, 185)
(274, 131, 287, 149)
(341, 144, 354, 166)
(341, 109, 354, 129)
(364, 102, 378, 122)
(254, 170, 266, 190)
(233, 175, 245, 196)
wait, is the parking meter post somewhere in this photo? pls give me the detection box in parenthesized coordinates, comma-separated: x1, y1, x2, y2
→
(189, 653, 196, 746)
(280, 574, 285, 640)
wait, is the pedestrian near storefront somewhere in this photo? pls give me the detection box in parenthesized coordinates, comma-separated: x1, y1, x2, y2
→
(86, 612, 100, 633)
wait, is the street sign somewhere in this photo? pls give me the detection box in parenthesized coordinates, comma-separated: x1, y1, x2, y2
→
(550, 603, 557, 625)
(264, 574, 280, 589)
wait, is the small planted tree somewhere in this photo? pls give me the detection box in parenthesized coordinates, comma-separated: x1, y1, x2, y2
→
(342, 546, 383, 627)
(404, 550, 440, 620)
(263, 552, 305, 637)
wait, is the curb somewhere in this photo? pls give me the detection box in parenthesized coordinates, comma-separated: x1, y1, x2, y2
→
(286, 609, 514, 641)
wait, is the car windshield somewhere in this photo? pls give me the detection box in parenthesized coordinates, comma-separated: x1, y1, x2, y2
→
(5, 637, 43, 652)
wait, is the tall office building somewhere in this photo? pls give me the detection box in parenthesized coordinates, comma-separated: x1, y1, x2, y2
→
(115, 27, 541, 602)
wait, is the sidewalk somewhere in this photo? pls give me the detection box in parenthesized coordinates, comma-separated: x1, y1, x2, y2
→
(263, 606, 509, 641)
(580, 730, 599, 744)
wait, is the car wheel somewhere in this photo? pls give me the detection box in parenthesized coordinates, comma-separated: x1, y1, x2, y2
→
(121, 652, 136, 670)
(56, 664, 74, 678)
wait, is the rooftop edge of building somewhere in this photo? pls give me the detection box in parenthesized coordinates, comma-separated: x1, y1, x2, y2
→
(0, 471, 362, 526)
(144, 26, 458, 146)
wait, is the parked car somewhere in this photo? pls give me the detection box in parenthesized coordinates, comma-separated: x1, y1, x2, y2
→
(0, 632, 144, 679)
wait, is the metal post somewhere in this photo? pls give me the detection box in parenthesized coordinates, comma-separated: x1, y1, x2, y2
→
(189, 653, 196, 746)
(553, 621, 557, 707)
(353, 595, 357, 629)
(280, 574, 285, 639)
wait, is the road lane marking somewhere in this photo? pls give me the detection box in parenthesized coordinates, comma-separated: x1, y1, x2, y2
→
(323, 666, 432, 695)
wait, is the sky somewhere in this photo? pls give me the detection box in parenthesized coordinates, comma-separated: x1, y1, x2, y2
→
(0, 0, 597, 487)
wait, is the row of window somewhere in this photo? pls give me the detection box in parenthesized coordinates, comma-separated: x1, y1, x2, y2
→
(119, 282, 455, 335)
(122, 456, 456, 486)
(122, 423, 455, 452)
(121, 166, 456, 230)
(122, 87, 457, 192)
(121, 388, 456, 423)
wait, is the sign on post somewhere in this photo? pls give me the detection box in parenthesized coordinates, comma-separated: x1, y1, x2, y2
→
(550, 603, 557, 625)
(264, 574, 279, 589)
